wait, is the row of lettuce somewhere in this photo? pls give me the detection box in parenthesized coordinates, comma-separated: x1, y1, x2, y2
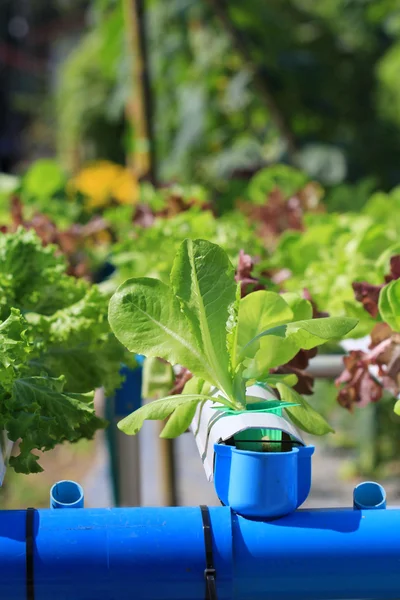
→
(1, 159, 400, 473)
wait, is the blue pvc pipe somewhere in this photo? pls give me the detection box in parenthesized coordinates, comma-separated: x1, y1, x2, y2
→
(353, 481, 386, 510)
(1, 505, 400, 599)
(50, 480, 84, 509)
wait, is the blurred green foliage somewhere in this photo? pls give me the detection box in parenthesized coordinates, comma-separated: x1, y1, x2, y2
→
(57, 0, 400, 199)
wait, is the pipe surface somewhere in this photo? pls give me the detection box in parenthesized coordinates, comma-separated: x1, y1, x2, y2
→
(306, 355, 344, 379)
(0, 506, 399, 599)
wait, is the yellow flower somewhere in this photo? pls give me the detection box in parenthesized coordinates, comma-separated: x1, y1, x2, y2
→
(112, 169, 139, 205)
(70, 161, 138, 208)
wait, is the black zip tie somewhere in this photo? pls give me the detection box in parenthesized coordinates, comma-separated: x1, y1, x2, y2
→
(25, 507, 35, 600)
(200, 505, 217, 600)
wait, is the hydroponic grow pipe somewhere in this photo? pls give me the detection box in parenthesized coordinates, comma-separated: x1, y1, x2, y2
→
(1, 499, 399, 600)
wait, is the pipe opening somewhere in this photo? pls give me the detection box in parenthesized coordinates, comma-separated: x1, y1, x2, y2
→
(50, 480, 84, 509)
(353, 481, 386, 510)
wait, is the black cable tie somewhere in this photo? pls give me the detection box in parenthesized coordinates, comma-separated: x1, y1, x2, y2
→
(25, 507, 35, 600)
(200, 505, 218, 600)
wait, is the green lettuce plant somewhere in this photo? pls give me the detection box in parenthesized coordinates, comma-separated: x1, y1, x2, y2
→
(109, 239, 357, 440)
(272, 211, 398, 337)
(103, 206, 266, 293)
(0, 228, 131, 473)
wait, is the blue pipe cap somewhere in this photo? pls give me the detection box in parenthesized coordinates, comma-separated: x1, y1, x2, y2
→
(353, 481, 386, 510)
(50, 480, 84, 509)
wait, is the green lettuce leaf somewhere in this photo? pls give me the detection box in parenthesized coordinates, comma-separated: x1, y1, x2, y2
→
(0, 229, 129, 474)
(242, 317, 357, 380)
(394, 398, 400, 416)
(117, 394, 216, 436)
(0, 228, 87, 319)
(171, 239, 237, 398)
(159, 374, 214, 438)
(259, 373, 299, 388)
(159, 401, 199, 438)
(234, 290, 294, 366)
(5, 376, 106, 473)
(243, 335, 300, 379)
(32, 286, 127, 395)
(250, 317, 358, 350)
(277, 383, 334, 435)
(379, 279, 400, 331)
(108, 277, 211, 381)
(0, 309, 31, 384)
(280, 293, 313, 320)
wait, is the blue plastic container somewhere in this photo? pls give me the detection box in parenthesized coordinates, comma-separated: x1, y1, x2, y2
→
(114, 357, 144, 417)
(214, 443, 315, 518)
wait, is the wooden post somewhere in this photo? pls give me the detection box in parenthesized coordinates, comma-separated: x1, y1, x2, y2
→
(115, 429, 142, 507)
(122, 0, 156, 184)
(158, 423, 179, 506)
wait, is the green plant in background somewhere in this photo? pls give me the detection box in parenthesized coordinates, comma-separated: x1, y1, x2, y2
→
(104, 203, 267, 292)
(0, 228, 132, 474)
(56, 0, 400, 197)
(57, 1, 128, 169)
(109, 238, 357, 439)
(272, 210, 400, 336)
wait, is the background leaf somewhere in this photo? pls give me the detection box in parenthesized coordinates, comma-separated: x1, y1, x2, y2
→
(379, 279, 400, 331)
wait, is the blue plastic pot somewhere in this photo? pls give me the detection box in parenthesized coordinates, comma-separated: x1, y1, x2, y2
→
(214, 443, 314, 518)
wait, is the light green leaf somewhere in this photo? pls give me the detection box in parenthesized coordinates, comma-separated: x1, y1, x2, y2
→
(160, 401, 199, 438)
(182, 376, 212, 396)
(117, 394, 214, 436)
(244, 317, 358, 356)
(108, 277, 211, 382)
(170, 239, 237, 398)
(234, 291, 293, 365)
(22, 159, 66, 199)
(260, 373, 299, 388)
(280, 293, 313, 321)
(394, 398, 400, 416)
(142, 357, 175, 399)
(379, 280, 400, 331)
(283, 317, 358, 349)
(243, 335, 299, 379)
(160, 376, 213, 439)
(277, 383, 334, 436)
